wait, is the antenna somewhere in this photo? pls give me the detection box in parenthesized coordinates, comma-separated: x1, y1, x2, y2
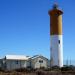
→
(53, 2, 58, 9)
(70, 58, 71, 65)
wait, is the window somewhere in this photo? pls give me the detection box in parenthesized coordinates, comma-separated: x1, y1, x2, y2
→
(39, 60, 43, 63)
(58, 40, 60, 44)
(54, 13, 58, 16)
(15, 60, 19, 64)
(50, 47, 52, 51)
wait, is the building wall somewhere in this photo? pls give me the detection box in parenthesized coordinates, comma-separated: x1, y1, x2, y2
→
(31, 57, 49, 69)
(6, 60, 29, 70)
(0, 59, 3, 68)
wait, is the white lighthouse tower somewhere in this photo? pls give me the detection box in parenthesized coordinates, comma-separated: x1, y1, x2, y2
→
(48, 4, 63, 67)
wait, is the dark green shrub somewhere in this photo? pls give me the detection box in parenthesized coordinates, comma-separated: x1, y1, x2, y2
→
(50, 66, 61, 71)
(0, 67, 5, 72)
(14, 68, 29, 72)
(61, 65, 75, 71)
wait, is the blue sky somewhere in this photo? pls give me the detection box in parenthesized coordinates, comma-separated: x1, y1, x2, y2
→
(0, 0, 75, 61)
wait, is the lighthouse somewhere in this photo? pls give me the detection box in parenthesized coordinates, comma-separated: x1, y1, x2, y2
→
(48, 4, 63, 67)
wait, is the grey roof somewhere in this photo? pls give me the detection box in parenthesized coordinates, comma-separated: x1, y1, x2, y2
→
(30, 55, 49, 60)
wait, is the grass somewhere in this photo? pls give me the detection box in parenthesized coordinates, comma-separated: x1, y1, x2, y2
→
(0, 66, 75, 75)
(0, 71, 75, 75)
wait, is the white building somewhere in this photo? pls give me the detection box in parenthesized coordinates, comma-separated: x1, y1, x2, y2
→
(30, 55, 50, 69)
(0, 55, 50, 70)
(3, 55, 30, 70)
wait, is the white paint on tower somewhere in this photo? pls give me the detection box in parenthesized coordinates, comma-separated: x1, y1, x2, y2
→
(50, 35, 63, 67)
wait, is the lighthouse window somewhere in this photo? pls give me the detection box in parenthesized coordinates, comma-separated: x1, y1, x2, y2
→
(54, 13, 58, 16)
(50, 47, 52, 50)
(58, 40, 60, 44)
